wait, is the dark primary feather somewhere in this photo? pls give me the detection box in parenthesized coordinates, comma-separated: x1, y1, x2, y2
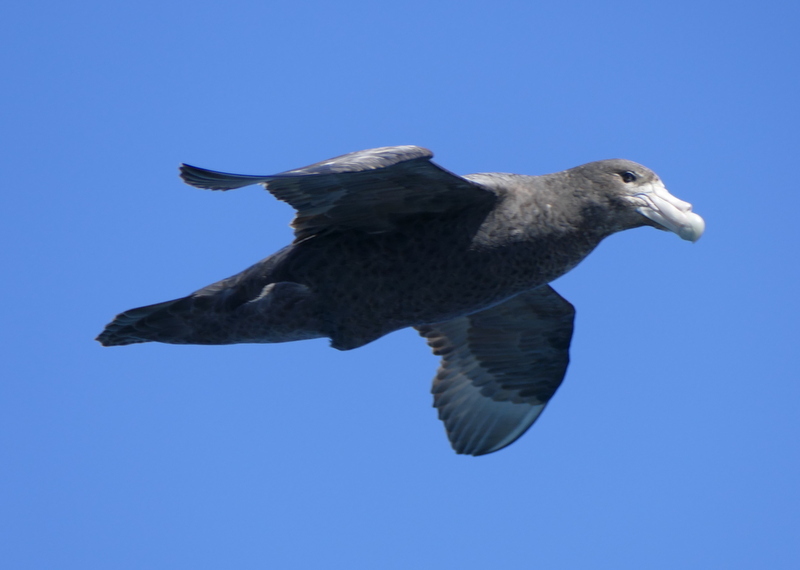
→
(178, 166, 269, 190)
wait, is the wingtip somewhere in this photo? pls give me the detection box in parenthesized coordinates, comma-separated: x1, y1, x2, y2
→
(178, 163, 224, 190)
(178, 163, 269, 191)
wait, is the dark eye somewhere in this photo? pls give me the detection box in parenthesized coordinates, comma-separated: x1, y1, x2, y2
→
(620, 171, 637, 183)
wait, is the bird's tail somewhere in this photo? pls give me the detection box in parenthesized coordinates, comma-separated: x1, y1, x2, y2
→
(95, 297, 194, 346)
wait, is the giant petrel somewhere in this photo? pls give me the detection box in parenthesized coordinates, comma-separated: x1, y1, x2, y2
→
(97, 146, 705, 455)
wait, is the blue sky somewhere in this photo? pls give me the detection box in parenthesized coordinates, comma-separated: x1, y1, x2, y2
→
(2, 1, 799, 568)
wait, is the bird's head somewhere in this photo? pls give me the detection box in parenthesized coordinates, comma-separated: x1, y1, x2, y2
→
(569, 159, 705, 242)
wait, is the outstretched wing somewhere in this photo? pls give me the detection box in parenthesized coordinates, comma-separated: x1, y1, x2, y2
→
(416, 286, 575, 456)
(180, 146, 496, 240)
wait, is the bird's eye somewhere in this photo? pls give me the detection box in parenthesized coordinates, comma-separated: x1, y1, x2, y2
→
(620, 171, 637, 183)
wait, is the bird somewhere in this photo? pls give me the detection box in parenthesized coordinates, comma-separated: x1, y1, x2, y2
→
(97, 145, 705, 456)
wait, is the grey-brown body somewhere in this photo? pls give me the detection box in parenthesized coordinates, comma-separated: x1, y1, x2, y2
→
(97, 146, 704, 455)
(100, 172, 606, 350)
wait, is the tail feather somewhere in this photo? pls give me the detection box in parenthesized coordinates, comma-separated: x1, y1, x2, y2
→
(96, 298, 192, 346)
(179, 164, 271, 191)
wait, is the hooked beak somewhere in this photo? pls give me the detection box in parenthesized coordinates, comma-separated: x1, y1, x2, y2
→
(629, 181, 705, 242)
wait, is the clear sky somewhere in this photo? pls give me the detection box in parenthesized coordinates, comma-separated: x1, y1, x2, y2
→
(2, 1, 798, 568)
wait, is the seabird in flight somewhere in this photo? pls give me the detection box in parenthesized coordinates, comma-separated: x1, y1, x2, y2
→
(97, 146, 704, 455)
